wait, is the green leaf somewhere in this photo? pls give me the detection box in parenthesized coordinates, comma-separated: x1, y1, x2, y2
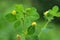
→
(5, 13, 17, 22)
(25, 35, 32, 40)
(16, 12, 24, 20)
(49, 10, 56, 16)
(32, 35, 39, 40)
(14, 20, 21, 28)
(24, 17, 32, 28)
(25, 7, 39, 20)
(49, 10, 60, 17)
(52, 6, 59, 13)
(16, 4, 24, 12)
(14, 20, 23, 34)
(54, 12, 60, 17)
(27, 26, 35, 35)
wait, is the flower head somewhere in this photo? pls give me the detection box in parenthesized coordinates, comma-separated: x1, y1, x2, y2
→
(44, 11, 49, 16)
(16, 34, 21, 40)
(32, 22, 37, 26)
(12, 10, 16, 15)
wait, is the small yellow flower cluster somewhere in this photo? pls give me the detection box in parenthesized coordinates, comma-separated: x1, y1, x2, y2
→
(32, 22, 37, 26)
(12, 10, 16, 15)
(16, 34, 21, 40)
(44, 11, 49, 16)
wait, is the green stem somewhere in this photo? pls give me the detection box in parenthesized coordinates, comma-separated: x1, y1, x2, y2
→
(38, 20, 51, 37)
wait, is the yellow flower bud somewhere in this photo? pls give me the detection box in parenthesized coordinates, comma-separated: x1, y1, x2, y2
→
(32, 22, 37, 26)
(16, 34, 21, 40)
(44, 11, 49, 16)
(12, 10, 16, 15)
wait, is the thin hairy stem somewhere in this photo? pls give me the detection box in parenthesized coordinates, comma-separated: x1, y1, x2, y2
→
(38, 20, 51, 37)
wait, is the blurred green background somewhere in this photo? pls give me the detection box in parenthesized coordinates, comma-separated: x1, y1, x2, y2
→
(0, 0, 60, 40)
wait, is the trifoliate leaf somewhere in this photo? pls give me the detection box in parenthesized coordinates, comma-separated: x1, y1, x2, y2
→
(44, 6, 60, 21)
